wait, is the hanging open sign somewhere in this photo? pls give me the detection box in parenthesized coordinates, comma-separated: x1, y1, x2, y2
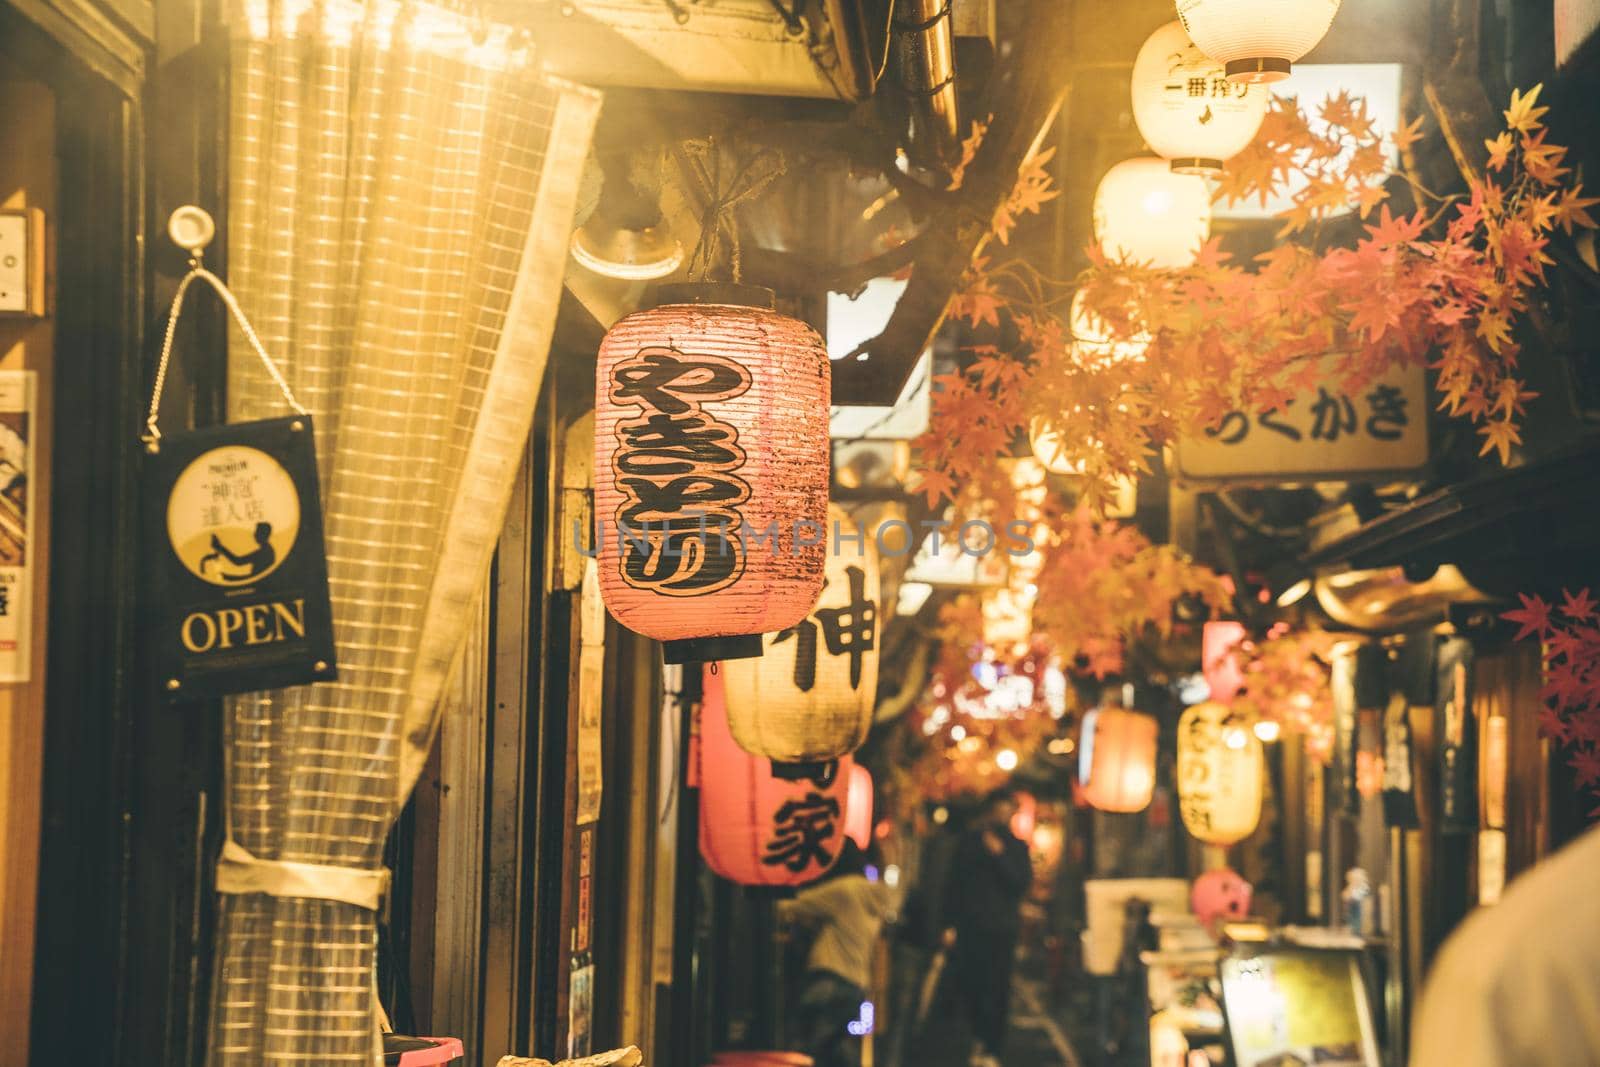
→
(141, 234, 336, 698)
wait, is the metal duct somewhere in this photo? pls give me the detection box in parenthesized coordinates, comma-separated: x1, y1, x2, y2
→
(893, 0, 960, 162)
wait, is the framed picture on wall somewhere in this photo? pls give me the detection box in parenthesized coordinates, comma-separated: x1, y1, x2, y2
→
(1218, 946, 1380, 1067)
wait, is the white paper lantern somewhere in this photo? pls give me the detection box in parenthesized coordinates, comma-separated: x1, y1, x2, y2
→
(1132, 21, 1269, 174)
(1176, 0, 1342, 84)
(722, 504, 880, 763)
(1092, 158, 1211, 269)
(1070, 289, 1150, 369)
(1176, 700, 1264, 845)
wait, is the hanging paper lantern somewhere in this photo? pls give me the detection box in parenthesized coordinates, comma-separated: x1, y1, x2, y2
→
(1010, 790, 1038, 842)
(1131, 20, 1269, 173)
(1071, 288, 1151, 369)
(1177, 700, 1264, 845)
(844, 763, 874, 850)
(1093, 158, 1212, 269)
(594, 284, 830, 664)
(698, 665, 852, 886)
(1176, 0, 1341, 84)
(1201, 620, 1247, 702)
(1078, 707, 1159, 813)
(722, 503, 879, 762)
(1190, 866, 1253, 926)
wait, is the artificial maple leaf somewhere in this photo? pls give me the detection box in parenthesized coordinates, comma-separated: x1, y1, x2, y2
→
(1571, 747, 1600, 788)
(1390, 114, 1426, 154)
(1484, 131, 1514, 172)
(1478, 418, 1522, 464)
(1555, 184, 1600, 233)
(1563, 588, 1598, 620)
(1520, 128, 1570, 184)
(1503, 83, 1549, 134)
(1504, 592, 1553, 639)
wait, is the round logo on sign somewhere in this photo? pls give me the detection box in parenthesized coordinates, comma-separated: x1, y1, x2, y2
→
(166, 445, 300, 587)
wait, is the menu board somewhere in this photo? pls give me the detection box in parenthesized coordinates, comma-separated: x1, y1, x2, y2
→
(1219, 948, 1380, 1067)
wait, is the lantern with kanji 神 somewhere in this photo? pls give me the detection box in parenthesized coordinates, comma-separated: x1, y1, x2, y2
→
(844, 763, 874, 850)
(1176, 0, 1341, 84)
(1093, 158, 1212, 269)
(1079, 707, 1159, 812)
(1131, 20, 1269, 174)
(698, 665, 852, 886)
(722, 503, 879, 762)
(1177, 700, 1264, 845)
(594, 284, 830, 664)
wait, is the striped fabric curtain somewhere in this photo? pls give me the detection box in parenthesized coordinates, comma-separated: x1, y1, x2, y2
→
(209, 1, 600, 1062)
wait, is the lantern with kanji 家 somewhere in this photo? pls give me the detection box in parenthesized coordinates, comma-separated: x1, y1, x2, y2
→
(722, 504, 879, 762)
(1176, 0, 1341, 84)
(1177, 700, 1264, 845)
(1093, 158, 1212, 269)
(1079, 707, 1159, 812)
(594, 284, 830, 664)
(698, 665, 852, 886)
(844, 763, 874, 850)
(1131, 20, 1268, 174)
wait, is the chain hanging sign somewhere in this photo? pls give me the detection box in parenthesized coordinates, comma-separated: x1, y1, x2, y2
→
(141, 207, 337, 698)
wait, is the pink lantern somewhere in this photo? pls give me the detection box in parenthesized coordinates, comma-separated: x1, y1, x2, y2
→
(594, 284, 830, 663)
(698, 665, 852, 885)
(1010, 790, 1038, 842)
(1202, 620, 1247, 703)
(1191, 867, 1254, 927)
(1079, 708, 1159, 813)
(844, 764, 874, 850)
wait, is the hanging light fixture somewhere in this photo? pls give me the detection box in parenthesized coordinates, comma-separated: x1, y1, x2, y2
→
(1177, 700, 1264, 845)
(1176, 0, 1342, 84)
(594, 284, 831, 664)
(570, 149, 684, 281)
(1131, 20, 1269, 174)
(722, 503, 880, 763)
(1093, 158, 1212, 269)
(698, 665, 854, 886)
(1079, 707, 1159, 813)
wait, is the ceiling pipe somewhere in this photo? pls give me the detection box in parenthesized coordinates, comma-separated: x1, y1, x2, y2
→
(892, 0, 960, 164)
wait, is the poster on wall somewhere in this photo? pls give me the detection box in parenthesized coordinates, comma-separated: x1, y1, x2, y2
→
(576, 558, 605, 825)
(0, 371, 36, 683)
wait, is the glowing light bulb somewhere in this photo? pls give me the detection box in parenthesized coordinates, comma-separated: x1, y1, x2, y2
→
(996, 748, 1019, 771)
(1253, 719, 1282, 743)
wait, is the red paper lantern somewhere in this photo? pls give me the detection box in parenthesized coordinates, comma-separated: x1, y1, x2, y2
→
(1202, 621, 1247, 703)
(1009, 790, 1038, 842)
(594, 284, 831, 664)
(698, 665, 852, 885)
(844, 763, 874, 850)
(1079, 707, 1159, 813)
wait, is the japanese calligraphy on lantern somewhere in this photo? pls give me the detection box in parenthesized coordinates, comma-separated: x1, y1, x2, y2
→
(763, 783, 843, 872)
(607, 344, 753, 596)
(1177, 700, 1264, 846)
(0, 372, 36, 682)
(1174, 361, 1427, 484)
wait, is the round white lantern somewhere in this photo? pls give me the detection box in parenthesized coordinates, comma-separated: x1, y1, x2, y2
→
(1176, 0, 1342, 84)
(1092, 158, 1211, 269)
(1132, 21, 1268, 174)
(1070, 289, 1150, 370)
(1176, 700, 1264, 846)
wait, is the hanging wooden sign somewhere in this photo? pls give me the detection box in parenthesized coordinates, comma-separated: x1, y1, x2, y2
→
(141, 232, 336, 698)
(145, 415, 337, 698)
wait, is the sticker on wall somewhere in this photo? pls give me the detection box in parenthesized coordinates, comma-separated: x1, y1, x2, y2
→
(0, 371, 36, 683)
(141, 217, 336, 698)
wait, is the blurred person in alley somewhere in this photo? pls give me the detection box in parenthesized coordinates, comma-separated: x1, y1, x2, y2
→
(1411, 823, 1600, 1066)
(943, 790, 1034, 1067)
(779, 840, 897, 1067)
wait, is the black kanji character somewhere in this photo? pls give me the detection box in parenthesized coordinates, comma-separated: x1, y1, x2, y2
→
(1309, 388, 1358, 442)
(762, 791, 841, 872)
(1187, 77, 1207, 97)
(1364, 385, 1409, 441)
(813, 566, 876, 689)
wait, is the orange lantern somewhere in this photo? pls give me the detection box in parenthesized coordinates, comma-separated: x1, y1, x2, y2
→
(594, 284, 830, 663)
(722, 503, 879, 762)
(698, 665, 852, 885)
(844, 763, 874, 850)
(1079, 707, 1159, 812)
(1177, 700, 1264, 845)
